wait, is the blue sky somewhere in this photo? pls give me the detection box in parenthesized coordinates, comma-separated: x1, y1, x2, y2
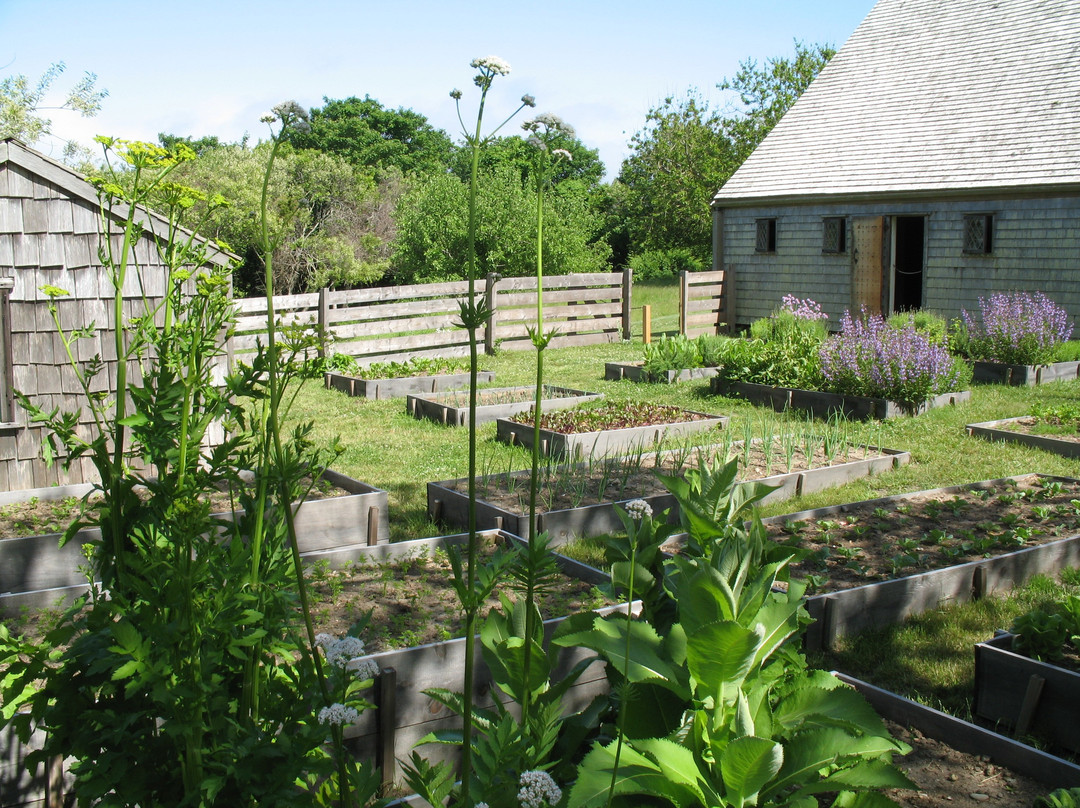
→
(2, 0, 874, 178)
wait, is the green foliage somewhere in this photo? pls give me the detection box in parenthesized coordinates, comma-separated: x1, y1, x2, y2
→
(643, 334, 702, 377)
(0, 61, 107, 160)
(616, 42, 834, 257)
(289, 95, 455, 177)
(1036, 787, 1080, 808)
(1011, 591, 1080, 662)
(887, 309, 949, 347)
(0, 136, 381, 806)
(173, 141, 396, 294)
(628, 247, 707, 280)
(557, 457, 912, 808)
(450, 132, 606, 190)
(391, 166, 610, 283)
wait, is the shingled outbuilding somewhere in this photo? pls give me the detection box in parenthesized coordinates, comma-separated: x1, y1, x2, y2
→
(0, 138, 233, 490)
(711, 0, 1080, 329)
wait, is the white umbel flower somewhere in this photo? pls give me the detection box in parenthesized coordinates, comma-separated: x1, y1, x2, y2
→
(317, 703, 359, 726)
(518, 770, 561, 808)
(625, 499, 653, 521)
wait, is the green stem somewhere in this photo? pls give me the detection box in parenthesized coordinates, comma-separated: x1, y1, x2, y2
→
(606, 526, 638, 808)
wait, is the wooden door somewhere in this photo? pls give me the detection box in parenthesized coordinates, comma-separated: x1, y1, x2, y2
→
(851, 216, 885, 315)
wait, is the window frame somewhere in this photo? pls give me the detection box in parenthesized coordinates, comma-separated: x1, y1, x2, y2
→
(962, 213, 994, 255)
(755, 218, 778, 253)
(822, 216, 848, 254)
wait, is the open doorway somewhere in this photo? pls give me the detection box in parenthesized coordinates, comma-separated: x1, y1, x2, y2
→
(892, 216, 925, 312)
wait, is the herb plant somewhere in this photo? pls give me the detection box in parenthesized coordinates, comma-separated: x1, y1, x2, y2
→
(958, 291, 1073, 365)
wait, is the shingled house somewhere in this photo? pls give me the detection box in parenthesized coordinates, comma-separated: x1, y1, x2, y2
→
(0, 138, 233, 490)
(711, 0, 1080, 330)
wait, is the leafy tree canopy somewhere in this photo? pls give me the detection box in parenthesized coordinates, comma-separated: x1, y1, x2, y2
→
(0, 61, 107, 160)
(449, 131, 605, 190)
(288, 95, 455, 177)
(392, 166, 610, 285)
(615, 41, 834, 260)
(157, 132, 226, 156)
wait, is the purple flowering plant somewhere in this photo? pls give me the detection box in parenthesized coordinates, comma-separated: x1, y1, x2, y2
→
(820, 308, 971, 410)
(960, 291, 1073, 365)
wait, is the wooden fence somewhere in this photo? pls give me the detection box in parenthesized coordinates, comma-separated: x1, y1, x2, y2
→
(679, 268, 734, 337)
(231, 270, 632, 366)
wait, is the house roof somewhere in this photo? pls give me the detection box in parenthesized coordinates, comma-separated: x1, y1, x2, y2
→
(712, 0, 1080, 207)
(0, 138, 236, 266)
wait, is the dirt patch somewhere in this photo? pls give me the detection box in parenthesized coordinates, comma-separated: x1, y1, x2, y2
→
(885, 721, 1051, 806)
(0, 475, 350, 540)
(459, 439, 891, 516)
(304, 535, 609, 652)
(998, 415, 1080, 442)
(753, 475, 1080, 595)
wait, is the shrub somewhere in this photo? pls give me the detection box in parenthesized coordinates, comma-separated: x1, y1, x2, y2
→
(820, 309, 972, 408)
(960, 291, 1073, 364)
(888, 309, 949, 347)
(749, 295, 829, 344)
(642, 334, 702, 376)
(626, 247, 706, 281)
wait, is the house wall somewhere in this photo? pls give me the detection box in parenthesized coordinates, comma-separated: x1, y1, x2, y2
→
(716, 195, 1080, 331)
(0, 160, 173, 490)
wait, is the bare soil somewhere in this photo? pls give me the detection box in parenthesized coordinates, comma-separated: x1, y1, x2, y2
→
(304, 534, 608, 653)
(459, 439, 890, 516)
(884, 721, 1051, 806)
(756, 474, 1080, 595)
(999, 415, 1080, 441)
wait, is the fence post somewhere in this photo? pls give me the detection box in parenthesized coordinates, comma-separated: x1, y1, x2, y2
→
(679, 270, 689, 336)
(484, 272, 500, 355)
(621, 267, 633, 341)
(317, 287, 331, 359)
(643, 305, 652, 344)
(723, 264, 736, 334)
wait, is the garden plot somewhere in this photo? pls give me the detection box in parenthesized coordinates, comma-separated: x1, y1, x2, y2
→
(326, 368, 494, 399)
(738, 475, 1080, 650)
(968, 411, 1080, 459)
(429, 433, 909, 543)
(497, 400, 728, 458)
(0, 470, 390, 617)
(406, 384, 600, 426)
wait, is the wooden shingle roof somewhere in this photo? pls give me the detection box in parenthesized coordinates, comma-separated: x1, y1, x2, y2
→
(713, 0, 1080, 207)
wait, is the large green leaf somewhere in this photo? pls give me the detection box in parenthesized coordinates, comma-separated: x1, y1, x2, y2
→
(772, 677, 893, 739)
(553, 614, 688, 696)
(567, 740, 699, 808)
(719, 735, 783, 808)
(686, 620, 763, 696)
(787, 758, 916, 798)
(633, 737, 714, 805)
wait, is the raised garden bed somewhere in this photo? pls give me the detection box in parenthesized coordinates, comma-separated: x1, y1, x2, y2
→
(429, 440, 909, 543)
(967, 416, 1080, 459)
(2, 529, 620, 798)
(711, 378, 971, 419)
(496, 403, 728, 459)
(406, 384, 601, 426)
(325, 369, 495, 399)
(973, 631, 1080, 755)
(972, 360, 1080, 386)
(603, 361, 720, 384)
(0, 469, 390, 618)
(742, 475, 1080, 651)
(840, 673, 1080, 792)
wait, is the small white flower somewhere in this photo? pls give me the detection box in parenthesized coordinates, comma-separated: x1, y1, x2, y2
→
(317, 703, 359, 726)
(471, 55, 511, 76)
(521, 94, 536, 107)
(518, 770, 561, 808)
(347, 657, 380, 681)
(527, 135, 545, 150)
(450, 88, 463, 100)
(476, 804, 490, 808)
(552, 148, 573, 162)
(625, 499, 652, 521)
(318, 635, 366, 669)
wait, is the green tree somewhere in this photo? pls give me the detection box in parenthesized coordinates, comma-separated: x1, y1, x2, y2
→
(289, 95, 455, 177)
(175, 142, 396, 294)
(157, 132, 225, 156)
(450, 133, 606, 189)
(615, 41, 834, 262)
(392, 165, 610, 284)
(0, 61, 107, 159)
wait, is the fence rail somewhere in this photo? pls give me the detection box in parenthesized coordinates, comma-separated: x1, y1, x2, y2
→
(679, 268, 733, 337)
(230, 270, 632, 365)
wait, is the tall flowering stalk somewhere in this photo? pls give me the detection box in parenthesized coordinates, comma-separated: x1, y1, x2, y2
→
(519, 113, 573, 733)
(820, 308, 970, 409)
(961, 291, 1073, 364)
(450, 56, 534, 804)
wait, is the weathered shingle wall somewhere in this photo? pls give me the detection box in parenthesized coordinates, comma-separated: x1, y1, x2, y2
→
(0, 160, 174, 490)
(722, 196, 1080, 329)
